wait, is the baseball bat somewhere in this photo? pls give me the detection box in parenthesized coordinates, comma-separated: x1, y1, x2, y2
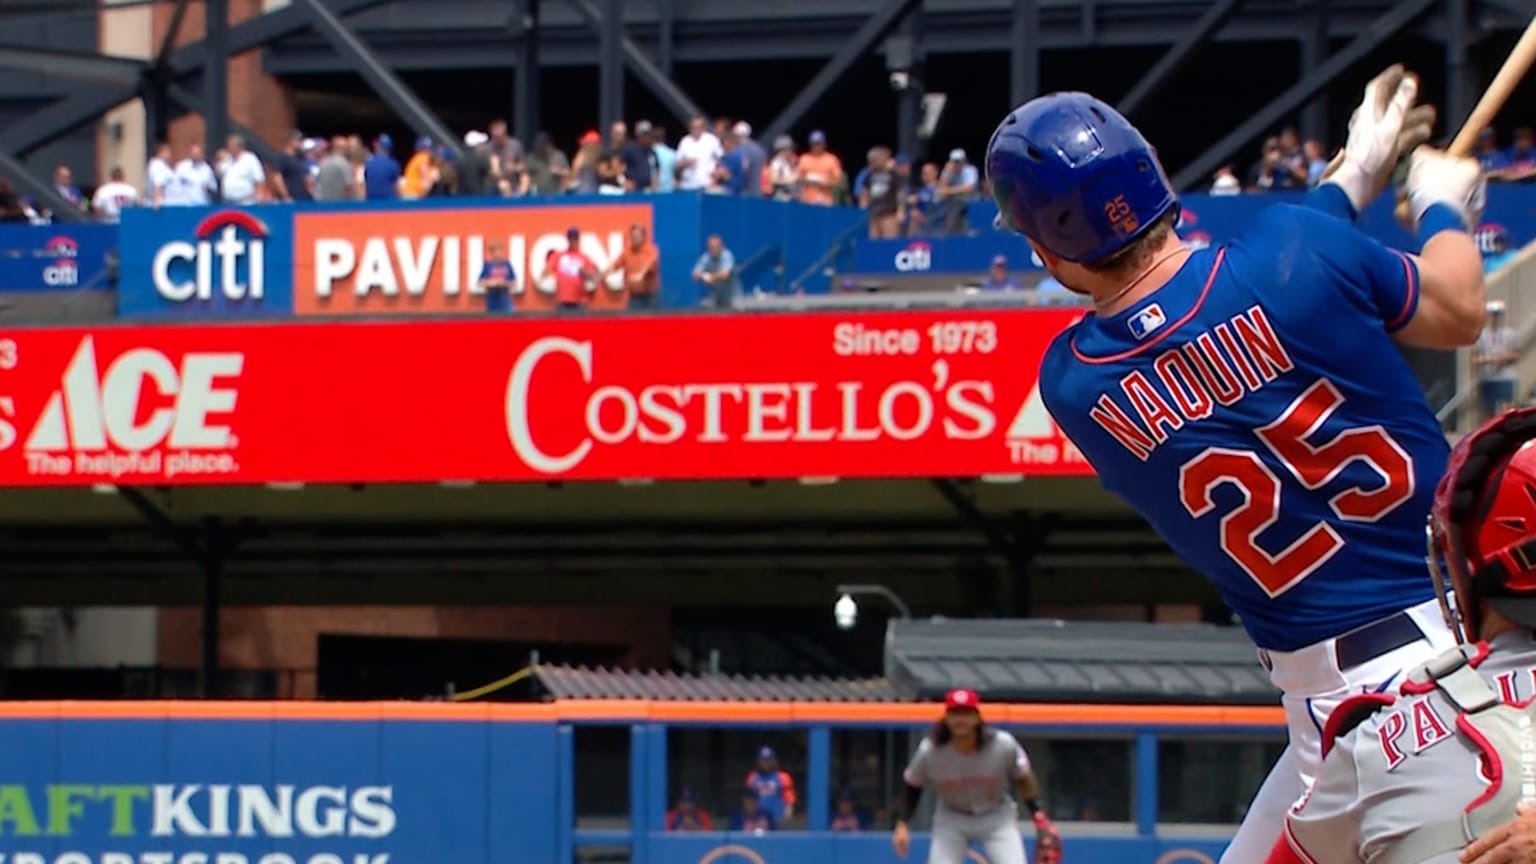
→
(1447, 15, 1536, 159)
(1395, 14, 1536, 223)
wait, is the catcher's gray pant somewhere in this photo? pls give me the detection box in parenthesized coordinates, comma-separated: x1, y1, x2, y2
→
(928, 805, 1027, 864)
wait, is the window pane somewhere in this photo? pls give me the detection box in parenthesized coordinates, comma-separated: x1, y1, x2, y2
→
(830, 728, 914, 831)
(1015, 734, 1133, 822)
(1158, 737, 1285, 824)
(838, 727, 1134, 826)
(667, 728, 807, 830)
(575, 726, 630, 828)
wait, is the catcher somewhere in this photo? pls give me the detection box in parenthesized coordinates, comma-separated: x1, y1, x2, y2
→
(893, 688, 1061, 864)
(1267, 407, 1536, 864)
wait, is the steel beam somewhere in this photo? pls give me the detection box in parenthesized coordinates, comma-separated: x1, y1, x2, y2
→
(0, 149, 85, 222)
(1117, 0, 1244, 117)
(1010, 0, 1039, 108)
(759, 0, 924, 148)
(1478, 0, 1535, 17)
(894, 7, 924, 163)
(0, 46, 144, 87)
(1445, 0, 1472, 134)
(296, 0, 458, 154)
(153, 0, 194, 70)
(205, 0, 230, 158)
(566, 0, 702, 126)
(515, 0, 541, 146)
(0, 0, 394, 161)
(1170, 0, 1438, 191)
(598, 0, 624, 130)
(657, 0, 676, 75)
(1299, 0, 1329, 143)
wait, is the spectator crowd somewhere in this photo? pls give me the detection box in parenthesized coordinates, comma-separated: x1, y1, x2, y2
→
(11, 113, 994, 243)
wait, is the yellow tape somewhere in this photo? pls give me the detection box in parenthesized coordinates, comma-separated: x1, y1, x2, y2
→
(450, 667, 533, 702)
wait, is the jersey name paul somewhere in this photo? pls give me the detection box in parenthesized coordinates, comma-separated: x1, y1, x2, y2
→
(1376, 666, 1536, 772)
(1090, 305, 1293, 461)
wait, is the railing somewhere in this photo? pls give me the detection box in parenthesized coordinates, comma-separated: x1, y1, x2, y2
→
(789, 213, 870, 294)
(1440, 243, 1536, 435)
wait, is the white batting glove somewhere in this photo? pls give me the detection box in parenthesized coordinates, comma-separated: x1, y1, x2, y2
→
(1405, 147, 1486, 230)
(1327, 65, 1421, 212)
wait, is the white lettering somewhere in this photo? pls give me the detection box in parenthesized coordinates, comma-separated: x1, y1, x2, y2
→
(945, 382, 996, 439)
(506, 337, 593, 474)
(503, 339, 1005, 475)
(153, 784, 207, 837)
(152, 227, 264, 302)
(311, 231, 628, 300)
(26, 338, 242, 453)
(205, 785, 231, 837)
(295, 786, 348, 837)
(237, 785, 293, 838)
(356, 239, 398, 296)
(349, 786, 396, 838)
(743, 384, 792, 442)
(393, 237, 436, 296)
(878, 382, 932, 440)
(313, 239, 355, 298)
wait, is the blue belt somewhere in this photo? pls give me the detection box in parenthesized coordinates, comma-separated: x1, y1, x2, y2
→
(1261, 611, 1426, 672)
(1333, 611, 1425, 671)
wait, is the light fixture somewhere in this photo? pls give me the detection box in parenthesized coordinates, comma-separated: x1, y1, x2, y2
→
(834, 594, 858, 630)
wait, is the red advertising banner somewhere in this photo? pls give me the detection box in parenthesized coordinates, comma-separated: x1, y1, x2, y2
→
(0, 309, 1091, 487)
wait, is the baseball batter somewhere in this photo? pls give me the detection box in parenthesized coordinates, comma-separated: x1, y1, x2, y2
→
(892, 689, 1060, 864)
(1267, 408, 1536, 864)
(983, 66, 1486, 864)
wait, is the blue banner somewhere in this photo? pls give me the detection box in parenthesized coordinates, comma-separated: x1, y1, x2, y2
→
(0, 715, 558, 863)
(118, 206, 296, 319)
(114, 194, 865, 319)
(0, 224, 115, 292)
(851, 185, 1536, 276)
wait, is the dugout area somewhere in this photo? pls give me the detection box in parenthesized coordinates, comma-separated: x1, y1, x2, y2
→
(0, 476, 1206, 610)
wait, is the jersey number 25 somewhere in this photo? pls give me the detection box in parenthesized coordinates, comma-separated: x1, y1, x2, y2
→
(1177, 379, 1414, 598)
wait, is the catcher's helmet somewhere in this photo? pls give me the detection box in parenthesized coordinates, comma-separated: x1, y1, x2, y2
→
(1428, 407, 1536, 641)
(985, 92, 1177, 264)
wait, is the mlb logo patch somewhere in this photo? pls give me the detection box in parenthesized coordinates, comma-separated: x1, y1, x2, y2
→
(1128, 303, 1167, 340)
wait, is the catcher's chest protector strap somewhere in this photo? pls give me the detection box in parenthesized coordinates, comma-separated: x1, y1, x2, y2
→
(1384, 645, 1536, 864)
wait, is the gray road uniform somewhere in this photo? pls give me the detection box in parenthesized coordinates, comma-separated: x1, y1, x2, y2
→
(1281, 634, 1536, 864)
(904, 730, 1031, 864)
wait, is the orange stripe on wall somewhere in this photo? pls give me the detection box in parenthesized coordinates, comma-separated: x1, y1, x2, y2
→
(0, 700, 1284, 728)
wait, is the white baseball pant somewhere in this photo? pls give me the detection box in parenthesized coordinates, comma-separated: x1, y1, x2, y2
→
(928, 804, 1026, 864)
(1218, 598, 1458, 864)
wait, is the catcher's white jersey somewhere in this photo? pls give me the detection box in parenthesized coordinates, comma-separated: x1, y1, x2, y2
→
(904, 730, 1031, 815)
(1281, 631, 1536, 864)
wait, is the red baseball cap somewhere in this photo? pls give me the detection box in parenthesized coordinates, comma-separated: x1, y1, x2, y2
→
(945, 688, 981, 711)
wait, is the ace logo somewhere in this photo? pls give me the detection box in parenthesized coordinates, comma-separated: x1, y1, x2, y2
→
(26, 337, 243, 453)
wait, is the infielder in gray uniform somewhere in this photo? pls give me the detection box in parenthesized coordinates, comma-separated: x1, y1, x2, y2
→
(1269, 408, 1536, 864)
(893, 688, 1060, 864)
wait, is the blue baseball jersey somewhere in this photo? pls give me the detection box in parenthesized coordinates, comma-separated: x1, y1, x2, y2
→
(1039, 203, 1445, 651)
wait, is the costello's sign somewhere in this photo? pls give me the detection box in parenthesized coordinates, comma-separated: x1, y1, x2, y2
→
(0, 309, 1089, 486)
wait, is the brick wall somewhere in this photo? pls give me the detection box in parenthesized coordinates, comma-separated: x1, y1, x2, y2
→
(157, 605, 673, 698)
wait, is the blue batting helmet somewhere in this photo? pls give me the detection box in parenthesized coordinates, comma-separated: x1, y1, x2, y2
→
(986, 92, 1177, 264)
